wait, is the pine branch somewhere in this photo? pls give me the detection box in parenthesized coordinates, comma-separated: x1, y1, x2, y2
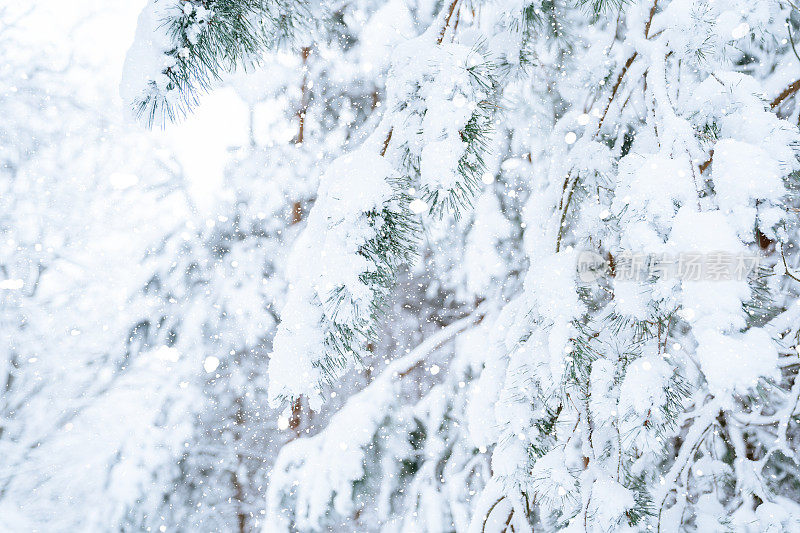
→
(556, 0, 658, 251)
(375, 0, 461, 161)
(655, 402, 719, 533)
(124, 0, 311, 126)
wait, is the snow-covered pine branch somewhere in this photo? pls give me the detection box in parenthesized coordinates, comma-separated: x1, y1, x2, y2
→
(459, 0, 800, 531)
(267, 0, 505, 409)
(267, 305, 488, 531)
(386, 21, 502, 216)
(267, 142, 418, 408)
(122, 0, 311, 125)
(69, 0, 800, 529)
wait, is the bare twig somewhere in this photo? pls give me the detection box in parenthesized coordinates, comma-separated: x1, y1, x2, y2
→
(771, 78, 800, 110)
(596, 52, 638, 133)
(782, 249, 800, 283)
(644, 0, 659, 38)
(380, 128, 393, 157)
(295, 47, 311, 144)
(698, 149, 713, 173)
(438, 0, 461, 45)
(482, 496, 508, 533)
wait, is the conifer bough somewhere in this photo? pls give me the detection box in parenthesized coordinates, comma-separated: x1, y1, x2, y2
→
(119, 0, 800, 530)
(121, 0, 308, 126)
